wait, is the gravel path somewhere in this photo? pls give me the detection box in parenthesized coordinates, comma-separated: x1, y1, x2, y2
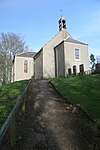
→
(15, 80, 100, 150)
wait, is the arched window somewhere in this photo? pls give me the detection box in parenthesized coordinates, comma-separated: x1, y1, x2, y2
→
(80, 64, 84, 75)
(24, 60, 28, 73)
(68, 68, 72, 76)
(73, 65, 76, 76)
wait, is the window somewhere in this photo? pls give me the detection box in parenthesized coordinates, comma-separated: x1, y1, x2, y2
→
(68, 68, 72, 76)
(73, 65, 77, 76)
(75, 48, 79, 59)
(24, 60, 28, 73)
(79, 64, 84, 75)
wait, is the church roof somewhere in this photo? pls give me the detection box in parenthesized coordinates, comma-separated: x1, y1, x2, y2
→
(64, 37, 88, 45)
(17, 52, 37, 58)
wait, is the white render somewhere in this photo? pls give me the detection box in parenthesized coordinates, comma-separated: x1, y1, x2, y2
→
(64, 42, 89, 75)
(54, 39, 89, 77)
(12, 55, 34, 82)
(43, 29, 71, 78)
(12, 16, 90, 81)
(34, 29, 72, 79)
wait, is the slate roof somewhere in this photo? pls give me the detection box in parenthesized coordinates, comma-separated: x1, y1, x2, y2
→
(64, 37, 88, 45)
(17, 52, 37, 58)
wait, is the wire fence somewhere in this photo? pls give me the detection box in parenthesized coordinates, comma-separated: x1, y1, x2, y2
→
(0, 76, 34, 149)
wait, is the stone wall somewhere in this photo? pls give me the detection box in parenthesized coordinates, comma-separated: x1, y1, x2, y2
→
(54, 42, 65, 77)
(96, 63, 100, 72)
(34, 49, 43, 79)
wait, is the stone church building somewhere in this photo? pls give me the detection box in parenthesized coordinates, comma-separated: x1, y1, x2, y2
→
(12, 16, 89, 81)
(34, 16, 89, 79)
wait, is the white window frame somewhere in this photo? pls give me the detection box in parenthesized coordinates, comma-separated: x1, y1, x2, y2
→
(74, 48, 80, 60)
(24, 60, 28, 73)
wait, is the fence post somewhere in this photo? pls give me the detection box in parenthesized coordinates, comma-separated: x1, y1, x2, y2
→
(10, 117, 16, 149)
(0, 78, 35, 149)
(22, 99, 26, 112)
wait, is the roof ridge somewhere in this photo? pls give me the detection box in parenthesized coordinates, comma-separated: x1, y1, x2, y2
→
(17, 51, 37, 57)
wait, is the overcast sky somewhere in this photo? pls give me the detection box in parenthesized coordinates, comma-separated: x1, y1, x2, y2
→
(0, 0, 100, 57)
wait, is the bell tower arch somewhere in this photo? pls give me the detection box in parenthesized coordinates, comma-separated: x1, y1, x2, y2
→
(58, 16, 67, 31)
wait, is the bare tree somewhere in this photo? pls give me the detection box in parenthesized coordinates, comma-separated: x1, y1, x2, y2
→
(90, 54, 96, 71)
(0, 32, 29, 84)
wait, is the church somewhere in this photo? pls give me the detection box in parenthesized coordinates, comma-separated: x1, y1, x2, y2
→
(12, 16, 90, 81)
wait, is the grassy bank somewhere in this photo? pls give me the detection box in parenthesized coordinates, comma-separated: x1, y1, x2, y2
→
(0, 80, 29, 100)
(51, 74, 100, 127)
(0, 80, 29, 127)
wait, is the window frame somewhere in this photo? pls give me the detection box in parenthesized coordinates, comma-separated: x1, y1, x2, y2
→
(74, 48, 80, 60)
(24, 60, 28, 73)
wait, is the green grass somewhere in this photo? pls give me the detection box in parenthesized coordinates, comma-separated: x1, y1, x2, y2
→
(0, 103, 13, 128)
(0, 79, 29, 128)
(0, 80, 29, 100)
(51, 74, 100, 128)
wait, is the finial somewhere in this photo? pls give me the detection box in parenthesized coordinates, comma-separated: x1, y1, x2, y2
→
(60, 9, 63, 16)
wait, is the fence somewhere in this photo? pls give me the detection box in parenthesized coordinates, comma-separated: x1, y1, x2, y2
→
(66, 70, 93, 77)
(0, 76, 34, 149)
(84, 70, 94, 75)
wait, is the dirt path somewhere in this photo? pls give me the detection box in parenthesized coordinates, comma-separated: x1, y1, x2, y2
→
(16, 80, 100, 150)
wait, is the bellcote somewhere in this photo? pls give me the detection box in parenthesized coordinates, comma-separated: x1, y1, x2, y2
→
(58, 16, 67, 31)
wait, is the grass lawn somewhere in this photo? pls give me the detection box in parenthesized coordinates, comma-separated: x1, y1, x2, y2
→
(51, 74, 100, 128)
(0, 80, 29, 100)
(0, 80, 29, 128)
